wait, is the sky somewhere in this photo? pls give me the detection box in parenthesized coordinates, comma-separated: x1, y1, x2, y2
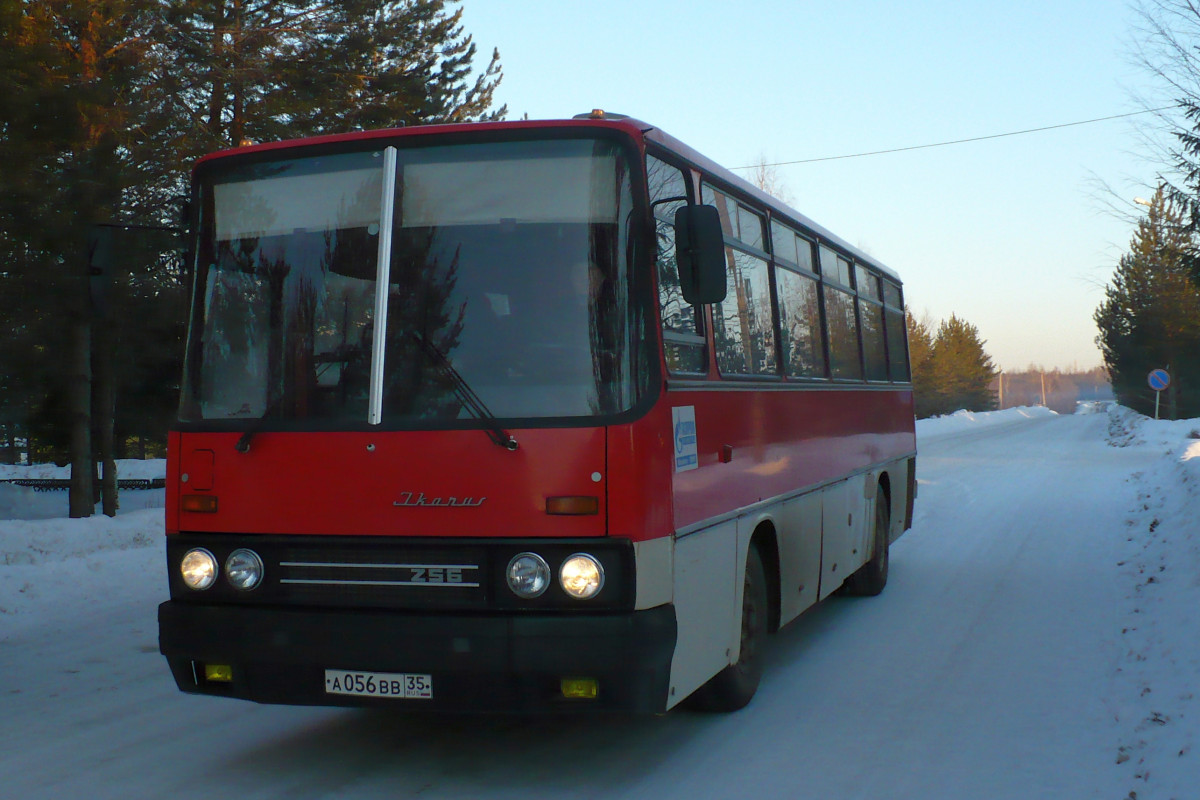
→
(458, 0, 1168, 372)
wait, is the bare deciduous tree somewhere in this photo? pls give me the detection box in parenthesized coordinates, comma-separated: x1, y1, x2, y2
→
(749, 155, 792, 205)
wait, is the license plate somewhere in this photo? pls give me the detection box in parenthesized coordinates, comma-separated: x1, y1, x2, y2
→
(324, 670, 433, 699)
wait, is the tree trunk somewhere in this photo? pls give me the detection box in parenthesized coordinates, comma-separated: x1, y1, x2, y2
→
(68, 315, 94, 518)
(95, 315, 118, 517)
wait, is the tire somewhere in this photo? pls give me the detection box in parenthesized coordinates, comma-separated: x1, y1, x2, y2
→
(689, 545, 769, 712)
(844, 491, 890, 597)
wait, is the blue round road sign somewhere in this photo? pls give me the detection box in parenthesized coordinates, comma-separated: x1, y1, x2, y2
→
(1148, 369, 1171, 391)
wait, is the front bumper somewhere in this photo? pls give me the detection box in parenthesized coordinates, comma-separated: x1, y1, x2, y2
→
(159, 601, 677, 713)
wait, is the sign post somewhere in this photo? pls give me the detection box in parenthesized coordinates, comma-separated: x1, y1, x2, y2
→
(1148, 369, 1171, 420)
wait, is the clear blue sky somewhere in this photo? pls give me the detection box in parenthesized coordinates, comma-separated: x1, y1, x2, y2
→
(458, 0, 1163, 372)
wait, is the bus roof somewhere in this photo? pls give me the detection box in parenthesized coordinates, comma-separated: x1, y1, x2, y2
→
(194, 116, 901, 283)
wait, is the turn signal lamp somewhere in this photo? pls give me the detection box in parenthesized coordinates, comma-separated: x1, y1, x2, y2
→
(181, 494, 218, 513)
(204, 664, 233, 683)
(561, 678, 598, 699)
(545, 496, 599, 516)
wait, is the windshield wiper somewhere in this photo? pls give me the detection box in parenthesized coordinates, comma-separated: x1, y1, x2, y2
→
(234, 394, 286, 454)
(411, 332, 518, 451)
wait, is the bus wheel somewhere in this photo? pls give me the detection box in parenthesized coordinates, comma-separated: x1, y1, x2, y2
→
(690, 545, 768, 712)
(845, 492, 890, 597)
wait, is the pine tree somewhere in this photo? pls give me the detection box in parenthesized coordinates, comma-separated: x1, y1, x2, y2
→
(928, 316, 998, 414)
(148, 0, 504, 164)
(905, 309, 939, 418)
(0, 0, 505, 501)
(1094, 188, 1200, 417)
(0, 0, 162, 514)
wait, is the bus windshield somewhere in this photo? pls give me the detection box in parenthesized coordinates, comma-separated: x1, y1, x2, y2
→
(182, 137, 646, 426)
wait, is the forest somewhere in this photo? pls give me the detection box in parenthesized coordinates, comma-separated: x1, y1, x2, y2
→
(0, 1, 504, 514)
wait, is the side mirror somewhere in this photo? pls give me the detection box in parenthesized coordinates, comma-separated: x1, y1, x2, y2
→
(172, 195, 192, 231)
(674, 205, 727, 305)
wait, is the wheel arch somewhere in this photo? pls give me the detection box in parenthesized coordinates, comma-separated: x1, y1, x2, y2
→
(877, 470, 892, 506)
(749, 520, 781, 634)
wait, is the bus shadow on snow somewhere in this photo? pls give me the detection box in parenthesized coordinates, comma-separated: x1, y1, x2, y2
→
(222, 700, 713, 793)
(218, 591, 889, 794)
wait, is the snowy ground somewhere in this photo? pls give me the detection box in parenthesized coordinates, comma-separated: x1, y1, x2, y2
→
(1, 406, 1197, 799)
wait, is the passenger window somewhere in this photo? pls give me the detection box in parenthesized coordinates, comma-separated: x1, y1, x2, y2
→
(856, 265, 880, 300)
(860, 298, 887, 381)
(882, 280, 909, 381)
(776, 267, 825, 377)
(649, 155, 706, 374)
(818, 247, 852, 287)
(702, 184, 764, 251)
(714, 250, 775, 376)
(823, 284, 862, 380)
(771, 221, 814, 272)
(771, 221, 797, 264)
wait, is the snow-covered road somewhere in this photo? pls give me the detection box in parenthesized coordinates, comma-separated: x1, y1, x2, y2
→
(2, 407, 1197, 799)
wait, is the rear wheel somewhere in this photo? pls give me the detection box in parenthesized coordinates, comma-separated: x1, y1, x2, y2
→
(689, 545, 768, 712)
(844, 491, 890, 597)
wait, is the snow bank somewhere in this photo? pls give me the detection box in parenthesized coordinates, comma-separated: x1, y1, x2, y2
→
(0, 460, 167, 632)
(0, 459, 167, 521)
(0, 458, 165, 481)
(916, 405, 1058, 440)
(1110, 408, 1200, 795)
(0, 509, 164, 632)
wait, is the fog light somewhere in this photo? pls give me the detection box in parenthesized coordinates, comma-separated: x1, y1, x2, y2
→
(561, 678, 598, 699)
(225, 548, 264, 591)
(507, 552, 551, 598)
(180, 548, 217, 590)
(204, 663, 233, 683)
(559, 553, 604, 599)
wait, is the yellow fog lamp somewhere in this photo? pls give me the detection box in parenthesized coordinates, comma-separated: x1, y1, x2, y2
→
(204, 663, 233, 683)
(561, 678, 598, 699)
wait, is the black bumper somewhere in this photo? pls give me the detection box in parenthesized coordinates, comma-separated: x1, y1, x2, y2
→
(158, 601, 677, 713)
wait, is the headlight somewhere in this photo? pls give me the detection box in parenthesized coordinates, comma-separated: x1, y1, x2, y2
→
(225, 548, 264, 591)
(507, 552, 551, 598)
(180, 548, 218, 590)
(559, 553, 604, 599)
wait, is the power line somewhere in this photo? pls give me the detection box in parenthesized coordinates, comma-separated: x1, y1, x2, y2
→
(731, 105, 1179, 169)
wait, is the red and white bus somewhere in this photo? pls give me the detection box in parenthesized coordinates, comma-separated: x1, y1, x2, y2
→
(158, 111, 916, 713)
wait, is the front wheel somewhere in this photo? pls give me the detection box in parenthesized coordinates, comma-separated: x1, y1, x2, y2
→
(689, 545, 768, 712)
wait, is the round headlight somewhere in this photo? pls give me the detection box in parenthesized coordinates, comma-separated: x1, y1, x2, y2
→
(180, 548, 218, 590)
(560, 553, 605, 600)
(225, 548, 264, 591)
(507, 552, 551, 599)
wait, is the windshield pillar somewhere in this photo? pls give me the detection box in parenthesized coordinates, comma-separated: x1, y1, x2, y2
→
(368, 146, 398, 425)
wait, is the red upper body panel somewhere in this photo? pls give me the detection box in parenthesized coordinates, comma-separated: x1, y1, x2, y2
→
(170, 427, 609, 539)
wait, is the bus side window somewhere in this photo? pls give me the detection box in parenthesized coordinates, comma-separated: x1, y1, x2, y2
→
(649, 155, 706, 374)
(702, 183, 775, 378)
(857, 266, 888, 381)
(883, 280, 910, 381)
(772, 224, 825, 378)
(821, 247, 863, 381)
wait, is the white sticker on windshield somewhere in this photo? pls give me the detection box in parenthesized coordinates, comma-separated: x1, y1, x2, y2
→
(672, 406, 698, 472)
